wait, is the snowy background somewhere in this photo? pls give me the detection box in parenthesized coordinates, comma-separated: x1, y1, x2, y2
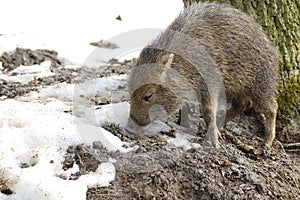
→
(0, 0, 183, 64)
(0, 0, 184, 199)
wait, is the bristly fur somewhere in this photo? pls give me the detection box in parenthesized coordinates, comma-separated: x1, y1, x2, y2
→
(128, 2, 279, 148)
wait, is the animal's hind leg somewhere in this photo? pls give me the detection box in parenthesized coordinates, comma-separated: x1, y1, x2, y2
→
(255, 99, 278, 148)
(225, 96, 252, 125)
(263, 100, 277, 148)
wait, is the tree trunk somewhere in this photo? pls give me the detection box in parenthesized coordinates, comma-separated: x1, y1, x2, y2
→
(182, 0, 300, 143)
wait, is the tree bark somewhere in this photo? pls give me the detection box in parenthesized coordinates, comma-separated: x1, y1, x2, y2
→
(182, 0, 300, 142)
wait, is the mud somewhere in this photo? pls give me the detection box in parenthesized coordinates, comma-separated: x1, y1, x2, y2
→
(86, 114, 300, 200)
(61, 144, 109, 180)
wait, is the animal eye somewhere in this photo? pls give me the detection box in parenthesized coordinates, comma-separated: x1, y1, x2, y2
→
(143, 93, 153, 102)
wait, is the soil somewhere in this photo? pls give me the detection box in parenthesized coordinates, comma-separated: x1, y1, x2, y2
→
(1, 48, 300, 199)
(86, 114, 300, 200)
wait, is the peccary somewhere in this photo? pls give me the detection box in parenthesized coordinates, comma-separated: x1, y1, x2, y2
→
(127, 2, 279, 148)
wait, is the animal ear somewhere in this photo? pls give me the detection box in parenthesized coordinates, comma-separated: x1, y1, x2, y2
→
(164, 53, 174, 68)
(161, 53, 174, 82)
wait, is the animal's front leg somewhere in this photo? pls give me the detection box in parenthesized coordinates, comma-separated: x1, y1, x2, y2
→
(202, 98, 221, 148)
(179, 102, 200, 136)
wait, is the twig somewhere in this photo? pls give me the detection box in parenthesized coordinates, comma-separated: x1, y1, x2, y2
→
(222, 130, 261, 157)
(283, 142, 300, 149)
(285, 149, 300, 153)
(274, 140, 287, 155)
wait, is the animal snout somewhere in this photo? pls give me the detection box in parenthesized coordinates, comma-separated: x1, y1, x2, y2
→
(125, 116, 140, 133)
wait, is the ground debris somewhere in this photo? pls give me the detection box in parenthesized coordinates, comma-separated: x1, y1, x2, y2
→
(223, 130, 261, 159)
(102, 123, 135, 142)
(62, 144, 110, 180)
(89, 39, 119, 49)
(283, 142, 300, 149)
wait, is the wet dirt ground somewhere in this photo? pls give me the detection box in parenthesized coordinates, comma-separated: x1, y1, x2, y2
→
(1, 48, 300, 199)
(86, 115, 300, 200)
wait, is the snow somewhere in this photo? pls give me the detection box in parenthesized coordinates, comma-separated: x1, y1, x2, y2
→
(0, 0, 184, 199)
(0, 0, 184, 65)
(20, 74, 128, 103)
(0, 61, 54, 84)
(0, 99, 131, 200)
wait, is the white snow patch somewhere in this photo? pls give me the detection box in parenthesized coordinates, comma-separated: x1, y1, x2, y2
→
(0, 61, 54, 84)
(75, 118, 132, 153)
(20, 74, 128, 104)
(164, 131, 195, 150)
(94, 102, 130, 127)
(0, 99, 131, 200)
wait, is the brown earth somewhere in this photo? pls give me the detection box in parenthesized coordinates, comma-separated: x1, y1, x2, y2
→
(85, 114, 300, 200)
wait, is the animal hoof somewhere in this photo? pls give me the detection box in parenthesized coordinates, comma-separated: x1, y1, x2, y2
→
(203, 139, 220, 149)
